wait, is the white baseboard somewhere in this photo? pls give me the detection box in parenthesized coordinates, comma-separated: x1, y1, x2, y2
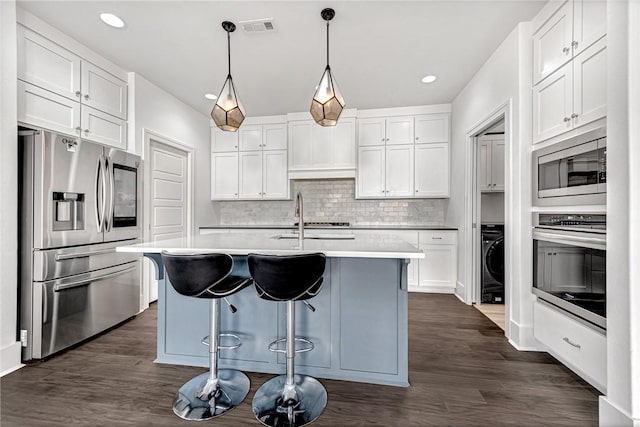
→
(455, 281, 470, 304)
(0, 341, 23, 377)
(507, 320, 543, 351)
(599, 396, 638, 426)
(408, 285, 455, 294)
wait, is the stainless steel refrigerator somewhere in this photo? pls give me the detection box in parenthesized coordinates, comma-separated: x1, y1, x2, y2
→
(19, 128, 142, 360)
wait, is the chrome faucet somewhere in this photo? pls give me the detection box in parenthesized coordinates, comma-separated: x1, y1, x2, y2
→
(295, 192, 304, 247)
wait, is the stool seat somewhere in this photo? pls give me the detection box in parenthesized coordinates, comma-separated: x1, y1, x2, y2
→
(161, 251, 251, 422)
(248, 253, 327, 427)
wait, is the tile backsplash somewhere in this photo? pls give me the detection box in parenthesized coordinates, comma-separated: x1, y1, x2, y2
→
(217, 179, 447, 226)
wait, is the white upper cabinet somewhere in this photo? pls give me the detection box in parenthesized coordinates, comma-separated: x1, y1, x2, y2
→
(532, 0, 606, 85)
(357, 146, 386, 198)
(211, 152, 239, 199)
(262, 150, 289, 199)
(357, 118, 386, 146)
(211, 127, 239, 152)
(17, 24, 129, 149)
(572, 37, 607, 128)
(415, 114, 450, 144)
(81, 62, 127, 119)
(491, 140, 505, 192)
(385, 144, 414, 197)
(238, 151, 264, 198)
(477, 137, 504, 192)
(263, 124, 287, 150)
(533, 62, 574, 143)
(385, 117, 414, 145)
(415, 143, 449, 197)
(17, 25, 81, 101)
(239, 125, 263, 151)
(288, 117, 356, 178)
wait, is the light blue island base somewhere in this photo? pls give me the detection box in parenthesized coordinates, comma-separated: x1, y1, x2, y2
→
(146, 254, 410, 387)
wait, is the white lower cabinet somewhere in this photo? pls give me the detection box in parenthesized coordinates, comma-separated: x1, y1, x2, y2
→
(534, 299, 606, 393)
(417, 231, 457, 293)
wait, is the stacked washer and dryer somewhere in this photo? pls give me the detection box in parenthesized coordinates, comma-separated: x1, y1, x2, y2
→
(481, 224, 504, 303)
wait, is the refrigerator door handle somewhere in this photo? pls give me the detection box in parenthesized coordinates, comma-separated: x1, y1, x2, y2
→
(53, 265, 137, 292)
(95, 155, 104, 232)
(105, 156, 115, 232)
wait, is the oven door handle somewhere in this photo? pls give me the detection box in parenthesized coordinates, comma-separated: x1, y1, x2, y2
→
(533, 230, 606, 251)
(53, 265, 137, 292)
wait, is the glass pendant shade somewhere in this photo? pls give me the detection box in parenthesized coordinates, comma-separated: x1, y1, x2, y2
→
(310, 65, 345, 127)
(211, 74, 245, 132)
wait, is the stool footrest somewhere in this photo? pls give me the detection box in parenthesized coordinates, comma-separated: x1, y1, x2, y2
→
(201, 333, 242, 350)
(268, 337, 314, 354)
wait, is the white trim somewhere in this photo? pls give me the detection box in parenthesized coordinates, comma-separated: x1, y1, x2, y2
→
(16, 7, 128, 81)
(453, 290, 466, 304)
(508, 320, 542, 351)
(288, 168, 355, 180)
(507, 339, 542, 352)
(0, 342, 24, 377)
(356, 104, 451, 119)
(408, 286, 455, 294)
(531, 117, 607, 152)
(141, 129, 194, 309)
(287, 108, 357, 122)
(599, 396, 637, 427)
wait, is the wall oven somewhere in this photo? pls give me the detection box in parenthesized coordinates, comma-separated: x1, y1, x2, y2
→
(532, 213, 606, 329)
(533, 128, 606, 207)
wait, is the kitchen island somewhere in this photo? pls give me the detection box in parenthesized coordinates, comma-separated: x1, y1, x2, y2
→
(117, 232, 423, 387)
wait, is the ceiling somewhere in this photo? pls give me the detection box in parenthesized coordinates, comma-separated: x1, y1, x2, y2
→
(18, 1, 545, 118)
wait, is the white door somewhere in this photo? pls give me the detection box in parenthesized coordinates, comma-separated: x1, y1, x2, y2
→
(415, 143, 449, 197)
(477, 140, 492, 192)
(385, 144, 414, 197)
(573, 0, 607, 56)
(532, 0, 573, 84)
(147, 139, 190, 302)
(81, 62, 127, 119)
(263, 150, 289, 199)
(491, 139, 505, 191)
(239, 125, 263, 151)
(357, 146, 386, 198)
(572, 37, 607, 128)
(358, 118, 386, 146)
(533, 62, 573, 143)
(385, 117, 414, 145)
(239, 151, 263, 199)
(414, 114, 449, 144)
(211, 152, 238, 199)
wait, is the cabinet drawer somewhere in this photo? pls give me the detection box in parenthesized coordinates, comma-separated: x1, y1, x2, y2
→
(534, 300, 606, 392)
(419, 230, 456, 245)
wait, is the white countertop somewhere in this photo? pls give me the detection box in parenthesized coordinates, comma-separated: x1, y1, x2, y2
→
(116, 232, 424, 259)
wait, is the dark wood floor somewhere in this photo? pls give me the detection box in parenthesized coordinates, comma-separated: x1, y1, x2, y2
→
(1, 294, 599, 426)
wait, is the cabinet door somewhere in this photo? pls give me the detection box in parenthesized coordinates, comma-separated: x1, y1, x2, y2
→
(418, 244, 457, 291)
(533, 62, 573, 143)
(415, 113, 449, 144)
(358, 118, 385, 146)
(573, 37, 607, 128)
(239, 125, 263, 151)
(477, 140, 492, 192)
(385, 116, 414, 145)
(288, 121, 312, 168)
(80, 106, 126, 148)
(332, 118, 356, 168)
(310, 124, 332, 167)
(81, 62, 127, 119)
(357, 146, 386, 198)
(263, 150, 289, 199)
(532, 0, 573, 84)
(414, 143, 449, 197)
(211, 127, 239, 152)
(385, 144, 414, 197)
(491, 139, 505, 191)
(17, 25, 81, 101)
(238, 151, 264, 199)
(573, 0, 606, 56)
(18, 80, 80, 136)
(211, 152, 238, 199)
(263, 124, 287, 150)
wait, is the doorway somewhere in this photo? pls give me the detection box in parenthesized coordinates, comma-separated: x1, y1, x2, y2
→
(142, 130, 193, 308)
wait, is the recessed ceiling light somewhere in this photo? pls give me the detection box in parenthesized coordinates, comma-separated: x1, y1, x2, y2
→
(421, 75, 437, 84)
(204, 93, 218, 100)
(100, 13, 125, 29)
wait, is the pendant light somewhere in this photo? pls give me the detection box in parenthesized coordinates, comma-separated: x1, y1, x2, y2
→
(310, 8, 345, 127)
(211, 21, 245, 132)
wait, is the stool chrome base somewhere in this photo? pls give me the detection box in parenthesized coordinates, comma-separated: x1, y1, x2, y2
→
(173, 370, 250, 421)
(252, 374, 327, 427)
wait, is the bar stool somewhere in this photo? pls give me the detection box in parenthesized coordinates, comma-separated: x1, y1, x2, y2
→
(248, 253, 327, 427)
(161, 251, 252, 421)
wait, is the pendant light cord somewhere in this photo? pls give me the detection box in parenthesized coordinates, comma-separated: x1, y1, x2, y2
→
(326, 21, 330, 67)
(227, 30, 231, 77)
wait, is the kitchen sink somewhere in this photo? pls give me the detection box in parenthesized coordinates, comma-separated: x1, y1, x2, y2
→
(271, 233, 356, 240)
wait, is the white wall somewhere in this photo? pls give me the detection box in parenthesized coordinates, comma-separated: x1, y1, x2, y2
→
(0, 0, 22, 376)
(599, 0, 640, 425)
(130, 73, 217, 228)
(447, 22, 536, 349)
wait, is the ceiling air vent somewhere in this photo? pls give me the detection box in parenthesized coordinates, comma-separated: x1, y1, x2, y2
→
(239, 18, 276, 33)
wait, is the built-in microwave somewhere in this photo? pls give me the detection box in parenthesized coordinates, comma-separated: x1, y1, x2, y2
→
(532, 213, 606, 329)
(533, 128, 606, 207)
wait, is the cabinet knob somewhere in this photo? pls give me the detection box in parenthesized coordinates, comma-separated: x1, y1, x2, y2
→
(571, 40, 579, 49)
(386, 138, 389, 142)
(75, 126, 81, 133)
(415, 190, 418, 193)
(84, 129, 90, 134)
(234, 145, 237, 148)
(234, 193, 238, 196)
(415, 137, 419, 140)
(75, 91, 81, 98)
(381, 138, 385, 142)
(563, 117, 571, 122)
(381, 190, 385, 193)
(562, 46, 570, 54)
(571, 113, 578, 119)
(84, 94, 90, 100)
